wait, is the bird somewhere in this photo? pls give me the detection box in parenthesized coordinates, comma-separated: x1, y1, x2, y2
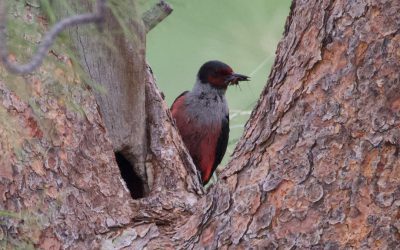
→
(171, 60, 249, 185)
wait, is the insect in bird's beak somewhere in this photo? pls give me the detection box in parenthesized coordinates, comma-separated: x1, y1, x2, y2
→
(225, 73, 250, 85)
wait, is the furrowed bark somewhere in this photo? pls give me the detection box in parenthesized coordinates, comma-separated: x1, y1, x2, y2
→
(183, 0, 400, 248)
(1, 0, 399, 249)
(102, 0, 400, 248)
(54, 0, 149, 193)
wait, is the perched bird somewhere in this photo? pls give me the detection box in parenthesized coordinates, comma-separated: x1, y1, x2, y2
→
(171, 60, 249, 184)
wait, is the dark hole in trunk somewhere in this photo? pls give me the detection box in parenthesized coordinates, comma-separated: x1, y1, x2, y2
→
(114, 152, 144, 199)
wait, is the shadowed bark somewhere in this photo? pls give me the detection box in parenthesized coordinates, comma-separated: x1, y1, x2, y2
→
(1, 0, 399, 249)
(54, 0, 150, 194)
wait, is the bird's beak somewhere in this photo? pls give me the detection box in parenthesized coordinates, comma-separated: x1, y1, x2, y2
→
(225, 73, 250, 85)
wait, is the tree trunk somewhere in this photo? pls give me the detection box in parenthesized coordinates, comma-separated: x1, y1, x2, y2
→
(53, 0, 150, 194)
(1, 0, 399, 249)
(185, 0, 400, 248)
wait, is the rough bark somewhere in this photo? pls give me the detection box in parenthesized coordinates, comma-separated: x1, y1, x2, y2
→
(142, 0, 400, 248)
(54, 0, 149, 192)
(1, 1, 201, 249)
(1, 0, 400, 249)
(187, 0, 400, 248)
(0, 37, 134, 250)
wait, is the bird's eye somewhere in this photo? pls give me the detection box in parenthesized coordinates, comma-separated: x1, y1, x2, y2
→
(212, 71, 222, 77)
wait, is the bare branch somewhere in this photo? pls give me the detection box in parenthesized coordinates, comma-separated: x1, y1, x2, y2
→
(142, 0, 173, 33)
(0, 0, 106, 75)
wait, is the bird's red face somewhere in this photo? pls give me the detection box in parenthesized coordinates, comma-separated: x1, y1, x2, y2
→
(198, 61, 250, 89)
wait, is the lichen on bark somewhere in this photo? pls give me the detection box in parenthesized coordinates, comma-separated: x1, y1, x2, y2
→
(1, 0, 400, 249)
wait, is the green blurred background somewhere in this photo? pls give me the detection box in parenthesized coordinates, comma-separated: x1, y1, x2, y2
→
(144, 0, 291, 162)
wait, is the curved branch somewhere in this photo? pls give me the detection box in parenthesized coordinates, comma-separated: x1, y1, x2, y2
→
(142, 0, 173, 33)
(0, 0, 106, 75)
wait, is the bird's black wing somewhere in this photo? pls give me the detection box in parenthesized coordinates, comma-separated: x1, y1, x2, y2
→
(206, 114, 229, 184)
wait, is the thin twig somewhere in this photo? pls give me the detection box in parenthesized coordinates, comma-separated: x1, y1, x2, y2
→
(0, 0, 106, 75)
(142, 0, 173, 33)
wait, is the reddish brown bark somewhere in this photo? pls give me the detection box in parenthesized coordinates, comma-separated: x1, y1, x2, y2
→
(195, 0, 400, 248)
(1, 0, 400, 249)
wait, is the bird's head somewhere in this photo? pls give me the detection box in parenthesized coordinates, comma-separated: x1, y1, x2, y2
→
(197, 60, 249, 89)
